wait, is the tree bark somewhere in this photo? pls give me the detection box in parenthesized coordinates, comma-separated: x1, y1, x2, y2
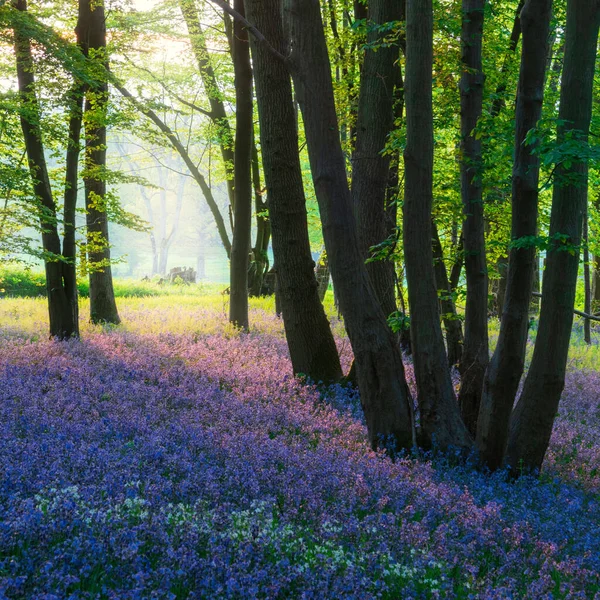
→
(457, 0, 488, 436)
(593, 254, 600, 313)
(432, 222, 463, 367)
(351, 0, 403, 321)
(583, 205, 591, 344)
(477, 0, 552, 470)
(284, 0, 415, 451)
(490, 0, 524, 117)
(62, 80, 84, 337)
(80, 0, 120, 324)
(228, 0, 253, 330)
(403, 0, 472, 449)
(505, 0, 600, 473)
(249, 139, 271, 297)
(246, 0, 343, 383)
(13, 0, 77, 339)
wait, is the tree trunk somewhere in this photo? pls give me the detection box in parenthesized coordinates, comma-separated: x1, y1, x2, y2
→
(457, 0, 488, 436)
(246, 0, 343, 382)
(583, 206, 592, 344)
(315, 252, 330, 303)
(228, 0, 253, 330)
(530, 250, 540, 313)
(351, 0, 403, 321)
(249, 139, 271, 297)
(13, 0, 77, 339)
(593, 254, 600, 314)
(477, 0, 552, 470)
(62, 80, 84, 337)
(490, 0, 524, 117)
(284, 0, 415, 451)
(432, 222, 464, 367)
(81, 0, 120, 324)
(505, 0, 600, 473)
(403, 0, 472, 450)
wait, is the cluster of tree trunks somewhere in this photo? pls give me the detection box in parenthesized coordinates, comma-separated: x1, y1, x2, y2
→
(13, 0, 121, 336)
(12, 0, 599, 476)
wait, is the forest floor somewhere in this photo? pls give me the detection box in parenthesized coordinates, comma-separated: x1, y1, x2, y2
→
(0, 293, 599, 599)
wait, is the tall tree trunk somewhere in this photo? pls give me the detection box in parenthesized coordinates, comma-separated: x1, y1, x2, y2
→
(505, 0, 600, 473)
(13, 0, 77, 338)
(228, 0, 253, 330)
(351, 0, 403, 321)
(457, 0, 488, 436)
(284, 0, 415, 451)
(432, 222, 464, 367)
(477, 0, 552, 470)
(403, 0, 472, 449)
(246, 0, 343, 383)
(81, 0, 120, 324)
(62, 81, 84, 337)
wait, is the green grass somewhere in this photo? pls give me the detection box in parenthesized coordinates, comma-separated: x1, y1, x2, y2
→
(1, 265, 597, 369)
(0, 266, 225, 299)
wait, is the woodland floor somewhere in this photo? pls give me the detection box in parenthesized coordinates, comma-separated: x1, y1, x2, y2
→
(0, 293, 599, 599)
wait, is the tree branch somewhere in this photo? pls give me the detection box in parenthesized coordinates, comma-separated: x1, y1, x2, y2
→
(112, 76, 232, 257)
(532, 291, 600, 322)
(122, 56, 217, 119)
(208, 0, 287, 62)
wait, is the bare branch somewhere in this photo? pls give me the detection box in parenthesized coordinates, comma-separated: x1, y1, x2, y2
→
(532, 291, 600, 322)
(122, 55, 216, 119)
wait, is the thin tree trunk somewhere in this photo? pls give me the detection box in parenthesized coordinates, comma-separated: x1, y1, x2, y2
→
(284, 0, 415, 451)
(351, 0, 403, 321)
(432, 222, 464, 366)
(477, 0, 552, 470)
(490, 0, 524, 117)
(457, 0, 488, 435)
(228, 0, 253, 330)
(81, 0, 120, 324)
(583, 204, 592, 344)
(403, 0, 472, 449)
(505, 0, 600, 473)
(13, 0, 76, 338)
(450, 230, 464, 293)
(593, 254, 600, 314)
(249, 139, 270, 297)
(62, 79, 84, 337)
(530, 250, 540, 312)
(246, 0, 343, 382)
